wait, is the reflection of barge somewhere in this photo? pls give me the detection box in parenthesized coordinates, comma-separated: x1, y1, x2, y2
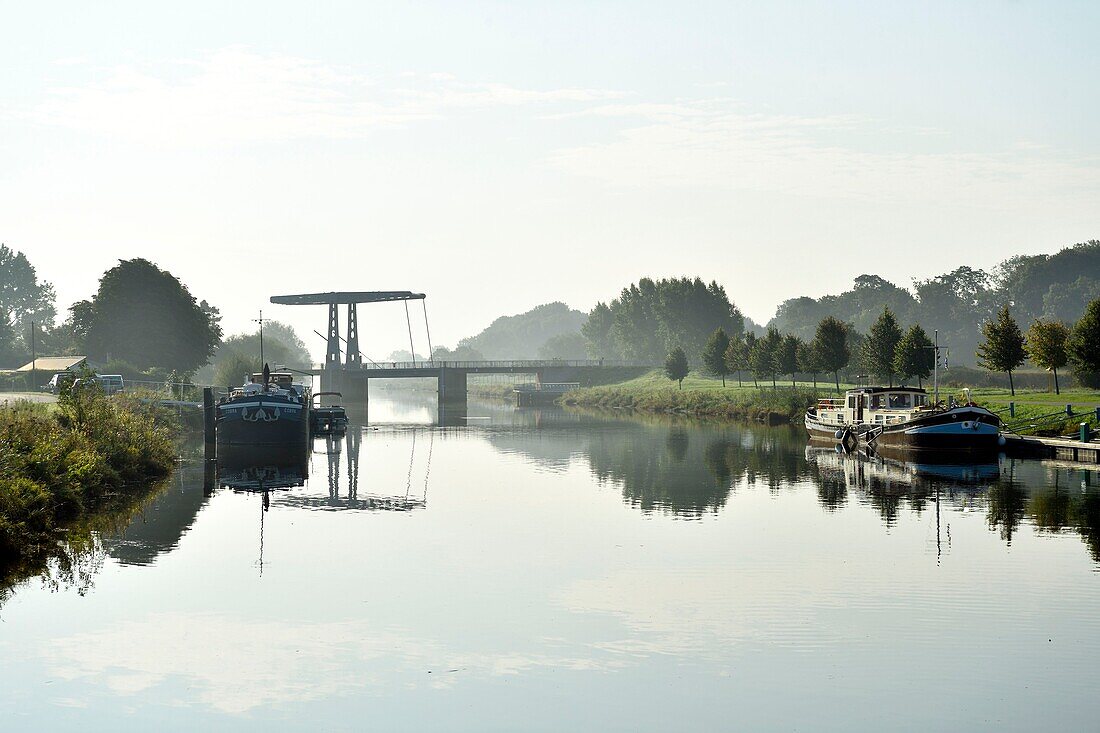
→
(216, 371, 310, 446)
(217, 442, 308, 491)
(806, 386, 1001, 454)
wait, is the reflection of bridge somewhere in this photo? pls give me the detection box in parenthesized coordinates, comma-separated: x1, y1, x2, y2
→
(271, 290, 655, 412)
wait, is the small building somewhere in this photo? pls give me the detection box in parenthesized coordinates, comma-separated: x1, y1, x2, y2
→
(15, 355, 89, 374)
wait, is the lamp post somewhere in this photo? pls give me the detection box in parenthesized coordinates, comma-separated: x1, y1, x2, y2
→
(29, 320, 36, 392)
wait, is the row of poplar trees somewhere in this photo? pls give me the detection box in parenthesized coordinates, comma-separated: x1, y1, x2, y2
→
(666, 310, 930, 392)
(664, 297, 1100, 396)
(975, 298, 1100, 395)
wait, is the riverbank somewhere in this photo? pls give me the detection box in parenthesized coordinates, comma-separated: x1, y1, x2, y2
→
(561, 370, 1100, 432)
(0, 391, 177, 584)
(562, 371, 821, 423)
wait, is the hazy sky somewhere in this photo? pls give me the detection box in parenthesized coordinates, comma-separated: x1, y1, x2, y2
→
(2, 1, 1098, 360)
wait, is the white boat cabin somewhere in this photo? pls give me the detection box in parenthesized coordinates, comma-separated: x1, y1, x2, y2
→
(815, 387, 931, 428)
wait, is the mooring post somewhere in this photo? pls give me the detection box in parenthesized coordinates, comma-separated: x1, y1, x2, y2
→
(203, 387, 216, 454)
(1067, 404, 1073, 417)
(1009, 402, 1015, 419)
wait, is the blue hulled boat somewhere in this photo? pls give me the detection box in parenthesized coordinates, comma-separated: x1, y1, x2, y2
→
(216, 371, 310, 446)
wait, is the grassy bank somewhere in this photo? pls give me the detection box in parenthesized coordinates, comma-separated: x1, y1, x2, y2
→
(562, 370, 827, 423)
(562, 370, 1100, 432)
(0, 390, 177, 583)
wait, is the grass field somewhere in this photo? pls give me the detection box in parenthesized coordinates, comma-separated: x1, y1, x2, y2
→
(563, 369, 1100, 434)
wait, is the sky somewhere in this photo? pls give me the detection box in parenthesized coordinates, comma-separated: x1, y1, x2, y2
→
(1, 1, 1098, 361)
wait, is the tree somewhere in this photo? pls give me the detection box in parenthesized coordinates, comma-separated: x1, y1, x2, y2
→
(723, 337, 746, 387)
(778, 334, 801, 387)
(81, 259, 222, 375)
(0, 244, 57, 332)
(752, 327, 783, 388)
(860, 307, 903, 386)
(976, 305, 1027, 395)
(893, 325, 934, 388)
(701, 328, 731, 386)
(1026, 319, 1070, 394)
(538, 332, 588, 360)
(811, 316, 850, 393)
(798, 339, 823, 390)
(743, 332, 759, 388)
(1067, 299, 1100, 389)
(0, 312, 18, 367)
(213, 352, 258, 387)
(581, 302, 616, 358)
(587, 276, 745, 361)
(665, 347, 689, 389)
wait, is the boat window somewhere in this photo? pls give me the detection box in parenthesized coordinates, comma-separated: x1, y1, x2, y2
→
(847, 395, 856, 409)
(870, 394, 885, 409)
(914, 394, 926, 407)
(888, 393, 912, 409)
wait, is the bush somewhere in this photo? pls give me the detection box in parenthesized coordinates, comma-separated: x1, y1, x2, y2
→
(0, 390, 176, 582)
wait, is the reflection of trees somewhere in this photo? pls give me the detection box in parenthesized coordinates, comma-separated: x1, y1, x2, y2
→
(987, 478, 1028, 544)
(1027, 471, 1100, 562)
(1, 473, 175, 603)
(666, 428, 688, 462)
(582, 416, 809, 517)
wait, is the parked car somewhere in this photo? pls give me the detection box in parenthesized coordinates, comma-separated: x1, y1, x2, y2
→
(96, 374, 125, 395)
(46, 372, 74, 393)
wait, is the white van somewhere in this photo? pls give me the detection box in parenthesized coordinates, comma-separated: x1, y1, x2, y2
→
(96, 374, 125, 395)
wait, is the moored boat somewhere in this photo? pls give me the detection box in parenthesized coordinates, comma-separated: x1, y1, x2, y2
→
(806, 386, 1002, 454)
(216, 370, 310, 446)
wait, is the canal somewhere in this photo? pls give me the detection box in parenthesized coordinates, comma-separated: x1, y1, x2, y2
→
(2, 394, 1099, 731)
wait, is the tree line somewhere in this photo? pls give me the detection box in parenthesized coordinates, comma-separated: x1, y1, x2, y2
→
(769, 240, 1100, 367)
(663, 300, 1100, 396)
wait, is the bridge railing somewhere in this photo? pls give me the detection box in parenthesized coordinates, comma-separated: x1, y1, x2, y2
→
(318, 359, 661, 371)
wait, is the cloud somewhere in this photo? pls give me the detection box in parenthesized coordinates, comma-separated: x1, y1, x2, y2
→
(45, 612, 626, 713)
(28, 48, 625, 146)
(546, 100, 1100, 211)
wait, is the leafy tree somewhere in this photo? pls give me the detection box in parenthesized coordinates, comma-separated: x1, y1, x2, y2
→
(0, 313, 18, 367)
(587, 277, 744, 360)
(811, 316, 850, 393)
(1067, 299, 1100, 389)
(743, 332, 758, 388)
(460, 302, 585, 359)
(798, 339, 823, 390)
(893, 325, 934, 388)
(538, 332, 588, 360)
(778, 334, 801, 387)
(665, 347, 689, 389)
(723, 337, 746, 387)
(196, 320, 311, 384)
(976, 305, 1027, 395)
(752, 327, 783, 388)
(432, 344, 486, 361)
(79, 259, 222, 375)
(860, 307, 903, 386)
(581, 302, 615, 358)
(213, 352, 258, 387)
(0, 244, 56, 332)
(701, 328, 731, 386)
(1026, 319, 1070, 394)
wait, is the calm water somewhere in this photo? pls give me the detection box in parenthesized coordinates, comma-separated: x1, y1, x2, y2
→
(3, 394, 1100, 731)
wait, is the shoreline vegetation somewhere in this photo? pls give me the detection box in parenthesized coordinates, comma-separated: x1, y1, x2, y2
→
(0, 390, 177, 586)
(559, 369, 1100, 434)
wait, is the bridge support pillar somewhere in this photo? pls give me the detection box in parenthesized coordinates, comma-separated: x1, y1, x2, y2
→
(346, 303, 361, 368)
(326, 303, 341, 368)
(438, 368, 467, 415)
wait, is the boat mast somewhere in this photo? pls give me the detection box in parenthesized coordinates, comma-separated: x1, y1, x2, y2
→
(933, 329, 938, 406)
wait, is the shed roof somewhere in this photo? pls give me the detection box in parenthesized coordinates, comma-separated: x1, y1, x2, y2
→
(15, 356, 87, 372)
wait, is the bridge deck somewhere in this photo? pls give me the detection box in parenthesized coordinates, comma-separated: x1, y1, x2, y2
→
(309, 360, 657, 377)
